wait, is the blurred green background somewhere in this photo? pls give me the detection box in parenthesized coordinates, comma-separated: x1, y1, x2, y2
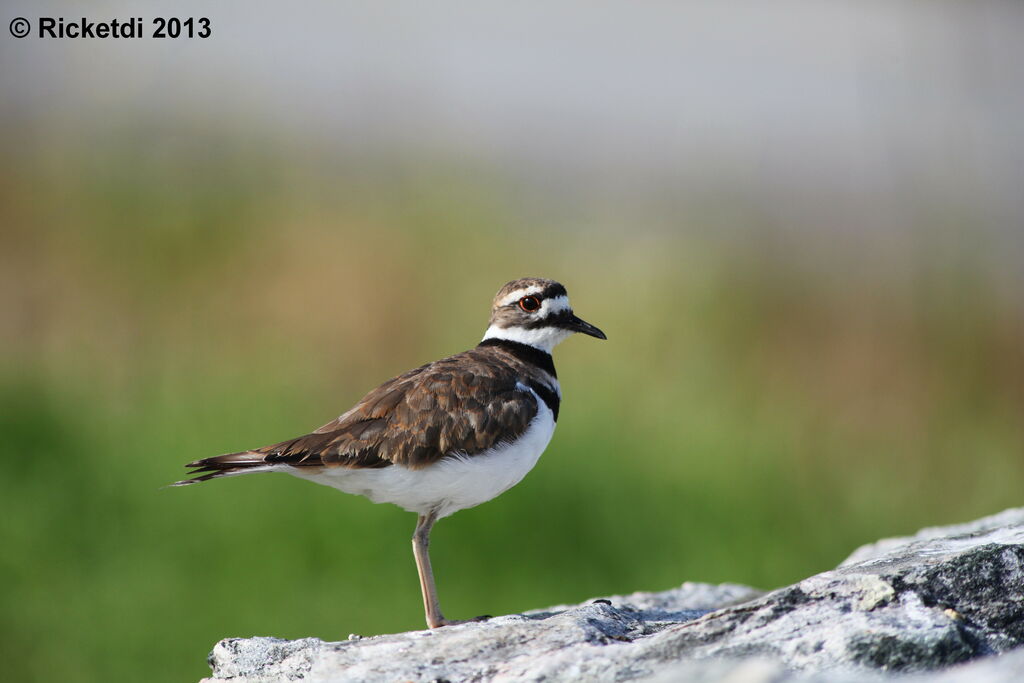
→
(2, 2, 1023, 682)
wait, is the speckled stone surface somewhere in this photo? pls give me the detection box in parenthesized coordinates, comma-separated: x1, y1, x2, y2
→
(201, 509, 1024, 682)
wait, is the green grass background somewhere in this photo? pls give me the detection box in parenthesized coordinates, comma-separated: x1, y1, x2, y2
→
(1, 138, 1022, 682)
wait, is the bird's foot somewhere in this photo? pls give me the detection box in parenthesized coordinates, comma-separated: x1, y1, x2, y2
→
(428, 614, 492, 628)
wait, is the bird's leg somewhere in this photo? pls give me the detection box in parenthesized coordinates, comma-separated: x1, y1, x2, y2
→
(412, 511, 448, 628)
(412, 511, 494, 629)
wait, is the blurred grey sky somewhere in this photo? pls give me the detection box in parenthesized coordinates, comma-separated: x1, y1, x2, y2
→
(3, 1, 1023, 254)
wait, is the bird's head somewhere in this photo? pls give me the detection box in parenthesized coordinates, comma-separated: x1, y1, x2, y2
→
(482, 278, 606, 353)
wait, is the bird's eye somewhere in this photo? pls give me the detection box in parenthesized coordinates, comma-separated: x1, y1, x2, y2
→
(518, 296, 541, 312)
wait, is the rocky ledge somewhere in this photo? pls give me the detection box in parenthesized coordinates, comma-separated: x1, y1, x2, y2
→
(202, 508, 1024, 682)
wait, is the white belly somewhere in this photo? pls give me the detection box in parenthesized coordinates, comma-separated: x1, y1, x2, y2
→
(289, 390, 556, 519)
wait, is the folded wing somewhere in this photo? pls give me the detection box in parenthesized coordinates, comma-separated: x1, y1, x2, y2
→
(173, 350, 539, 485)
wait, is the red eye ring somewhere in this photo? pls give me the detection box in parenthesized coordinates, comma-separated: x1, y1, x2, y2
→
(518, 296, 541, 312)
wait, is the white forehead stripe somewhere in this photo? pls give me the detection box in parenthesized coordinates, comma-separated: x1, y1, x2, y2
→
(496, 290, 572, 314)
(496, 286, 545, 307)
(539, 295, 571, 317)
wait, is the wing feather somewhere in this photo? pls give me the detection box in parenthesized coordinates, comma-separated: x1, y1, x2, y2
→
(265, 349, 538, 470)
(176, 348, 541, 485)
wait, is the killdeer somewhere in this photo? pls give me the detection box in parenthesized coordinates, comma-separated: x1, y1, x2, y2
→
(174, 278, 606, 629)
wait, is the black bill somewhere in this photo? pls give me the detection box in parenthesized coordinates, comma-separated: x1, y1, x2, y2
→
(564, 313, 607, 340)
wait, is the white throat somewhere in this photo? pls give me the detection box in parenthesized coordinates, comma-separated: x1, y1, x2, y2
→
(481, 324, 573, 354)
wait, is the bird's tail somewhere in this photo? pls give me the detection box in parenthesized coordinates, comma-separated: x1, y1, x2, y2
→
(170, 451, 275, 486)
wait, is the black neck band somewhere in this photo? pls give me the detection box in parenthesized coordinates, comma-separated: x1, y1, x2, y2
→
(477, 338, 557, 378)
(524, 380, 560, 421)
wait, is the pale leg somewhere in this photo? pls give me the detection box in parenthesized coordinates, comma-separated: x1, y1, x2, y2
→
(412, 511, 493, 629)
(412, 511, 448, 628)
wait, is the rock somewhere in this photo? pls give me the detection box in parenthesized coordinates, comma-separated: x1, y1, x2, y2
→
(201, 509, 1024, 682)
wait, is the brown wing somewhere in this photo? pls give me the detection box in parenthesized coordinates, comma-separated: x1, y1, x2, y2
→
(174, 350, 541, 486)
(257, 350, 538, 470)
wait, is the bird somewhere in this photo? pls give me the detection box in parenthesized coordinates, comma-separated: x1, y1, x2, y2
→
(173, 277, 606, 629)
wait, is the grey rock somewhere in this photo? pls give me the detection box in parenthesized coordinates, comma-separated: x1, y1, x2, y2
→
(840, 507, 1024, 566)
(202, 509, 1024, 682)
